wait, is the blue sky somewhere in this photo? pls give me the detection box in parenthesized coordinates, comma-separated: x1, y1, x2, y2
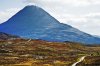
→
(0, 0, 100, 36)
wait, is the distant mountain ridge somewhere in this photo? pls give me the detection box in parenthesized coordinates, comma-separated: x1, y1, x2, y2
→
(0, 5, 100, 44)
(0, 32, 19, 40)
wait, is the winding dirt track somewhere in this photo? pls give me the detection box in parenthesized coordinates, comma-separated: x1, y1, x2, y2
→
(72, 56, 86, 66)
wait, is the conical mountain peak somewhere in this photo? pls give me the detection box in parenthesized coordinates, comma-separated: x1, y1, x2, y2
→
(5, 5, 61, 27)
(24, 5, 39, 9)
(0, 5, 100, 44)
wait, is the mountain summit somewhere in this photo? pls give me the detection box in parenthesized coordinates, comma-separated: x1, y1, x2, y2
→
(0, 5, 100, 44)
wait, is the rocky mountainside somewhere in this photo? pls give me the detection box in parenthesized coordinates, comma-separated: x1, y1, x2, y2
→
(0, 5, 100, 44)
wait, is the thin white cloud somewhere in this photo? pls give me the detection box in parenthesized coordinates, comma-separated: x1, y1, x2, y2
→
(26, 0, 100, 6)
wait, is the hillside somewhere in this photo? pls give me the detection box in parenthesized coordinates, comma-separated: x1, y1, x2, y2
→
(0, 39, 100, 66)
(0, 5, 100, 44)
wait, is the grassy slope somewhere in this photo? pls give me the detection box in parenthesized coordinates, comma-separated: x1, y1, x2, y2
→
(0, 39, 100, 66)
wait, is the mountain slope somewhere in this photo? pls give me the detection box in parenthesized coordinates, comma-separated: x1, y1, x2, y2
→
(0, 5, 100, 44)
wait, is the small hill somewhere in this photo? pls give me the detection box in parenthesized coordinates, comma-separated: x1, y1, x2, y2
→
(0, 32, 19, 40)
